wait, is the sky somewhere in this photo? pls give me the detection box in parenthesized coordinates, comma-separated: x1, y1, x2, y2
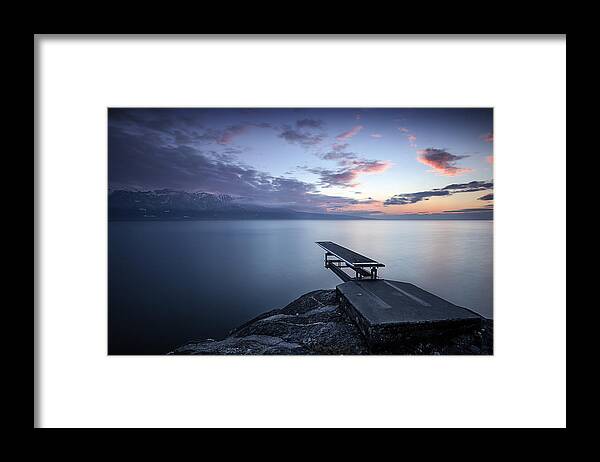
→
(108, 108, 493, 218)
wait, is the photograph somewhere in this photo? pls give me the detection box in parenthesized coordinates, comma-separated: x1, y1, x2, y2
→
(108, 107, 494, 355)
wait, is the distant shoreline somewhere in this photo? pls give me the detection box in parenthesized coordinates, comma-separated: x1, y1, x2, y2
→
(108, 217, 494, 222)
(108, 190, 493, 221)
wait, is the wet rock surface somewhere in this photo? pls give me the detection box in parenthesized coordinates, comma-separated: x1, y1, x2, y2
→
(170, 290, 493, 355)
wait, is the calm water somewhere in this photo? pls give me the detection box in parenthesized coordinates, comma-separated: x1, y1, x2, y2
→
(108, 220, 493, 354)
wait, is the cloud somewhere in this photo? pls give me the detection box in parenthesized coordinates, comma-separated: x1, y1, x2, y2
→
(307, 159, 391, 188)
(307, 168, 358, 188)
(331, 143, 349, 152)
(486, 155, 494, 164)
(336, 125, 363, 141)
(278, 126, 325, 147)
(108, 125, 362, 213)
(384, 190, 451, 205)
(108, 109, 271, 148)
(371, 133, 383, 139)
(478, 193, 494, 201)
(203, 123, 273, 145)
(217, 124, 248, 144)
(398, 127, 409, 133)
(417, 148, 472, 176)
(331, 198, 379, 206)
(319, 143, 358, 161)
(384, 180, 493, 206)
(351, 160, 390, 174)
(440, 180, 493, 191)
(107, 110, 388, 214)
(277, 119, 327, 148)
(481, 132, 494, 143)
(320, 150, 358, 161)
(111, 109, 325, 151)
(296, 118, 324, 129)
(321, 197, 383, 215)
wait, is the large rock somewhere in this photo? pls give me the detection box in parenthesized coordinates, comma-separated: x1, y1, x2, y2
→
(170, 290, 493, 355)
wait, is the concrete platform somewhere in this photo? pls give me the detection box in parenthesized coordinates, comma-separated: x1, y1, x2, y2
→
(336, 279, 484, 350)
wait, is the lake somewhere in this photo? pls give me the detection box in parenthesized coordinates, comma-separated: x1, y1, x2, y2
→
(108, 220, 493, 354)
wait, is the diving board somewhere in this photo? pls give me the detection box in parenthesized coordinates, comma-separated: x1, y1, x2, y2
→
(316, 241, 385, 281)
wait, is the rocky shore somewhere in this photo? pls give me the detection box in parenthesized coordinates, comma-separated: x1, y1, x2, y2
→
(170, 289, 493, 355)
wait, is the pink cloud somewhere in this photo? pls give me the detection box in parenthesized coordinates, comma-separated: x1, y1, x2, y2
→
(218, 125, 248, 144)
(399, 127, 409, 133)
(308, 159, 391, 188)
(481, 132, 494, 143)
(336, 125, 363, 141)
(351, 159, 391, 174)
(486, 155, 494, 164)
(417, 148, 472, 176)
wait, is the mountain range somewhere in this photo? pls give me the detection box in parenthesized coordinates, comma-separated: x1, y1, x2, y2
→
(109, 189, 492, 221)
(108, 189, 365, 220)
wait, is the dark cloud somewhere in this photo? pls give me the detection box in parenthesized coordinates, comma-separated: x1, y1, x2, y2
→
(320, 198, 381, 213)
(277, 119, 328, 148)
(384, 180, 493, 206)
(478, 193, 494, 201)
(441, 180, 494, 192)
(278, 125, 325, 147)
(108, 125, 360, 213)
(320, 150, 358, 161)
(331, 143, 349, 152)
(109, 108, 206, 141)
(197, 123, 274, 145)
(317, 142, 358, 162)
(384, 190, 450, 205)
(307, 167, 357, 188)
(109, 109, 272, 148)
(296, 118, 324, 129)
(110, 109, 326, 153)
(417, 148, 472, 176)
(217, 124, 248, 144)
